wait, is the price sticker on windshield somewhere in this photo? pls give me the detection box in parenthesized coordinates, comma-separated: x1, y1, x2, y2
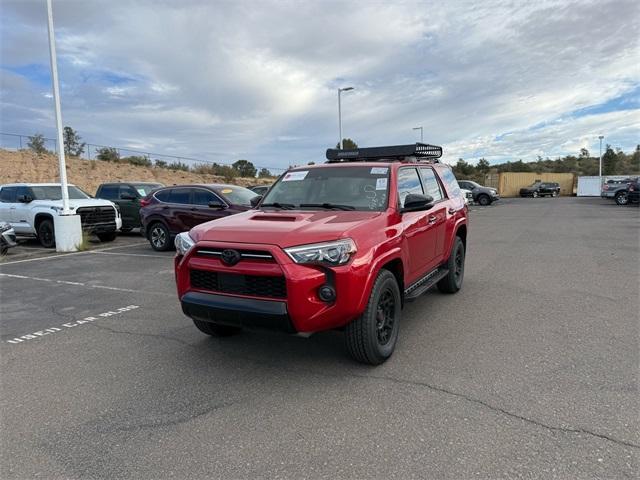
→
(370, 167, 388, 175)
(376, 178, 388, 190)
(282, 171, 308, 182)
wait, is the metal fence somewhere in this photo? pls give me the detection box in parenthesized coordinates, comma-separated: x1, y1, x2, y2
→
(0, 132, 286, 176)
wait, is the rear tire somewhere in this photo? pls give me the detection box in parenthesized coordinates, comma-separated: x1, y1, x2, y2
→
(615, 191, 629, 205)
(148, 222, 171, 251)
(477, 194, 490, 206)
(437, 236, 465, 294)
(97, 232, 117, 242)
(37, 219, 55, 248)
(192, 319, 242, 336)
(345, 269, 401, 365)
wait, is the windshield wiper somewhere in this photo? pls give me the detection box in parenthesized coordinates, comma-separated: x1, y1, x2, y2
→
(260, 202, 297, 210)
(299, 203, 356, 211)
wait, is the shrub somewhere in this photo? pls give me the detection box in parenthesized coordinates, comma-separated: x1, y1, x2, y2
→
(123, 155, 151, 167)
(168, 161, 190, 172)
(154, 159, 168, 168)
(96, 147, 120, 162)
(27, 134, 49, 155)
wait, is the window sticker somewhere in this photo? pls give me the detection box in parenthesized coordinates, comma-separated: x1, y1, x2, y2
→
(376, 178, 388, 190)
(282, 171, 309, 182)
(221, 188, 233, 194)
(136, 188, 146, 196)
(370, 167, 388, 175)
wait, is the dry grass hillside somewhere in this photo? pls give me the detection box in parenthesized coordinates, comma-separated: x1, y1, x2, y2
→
(0, 150, 271, 194)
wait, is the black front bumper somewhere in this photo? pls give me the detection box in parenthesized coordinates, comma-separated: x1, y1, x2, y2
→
(181, 291, 295, 333)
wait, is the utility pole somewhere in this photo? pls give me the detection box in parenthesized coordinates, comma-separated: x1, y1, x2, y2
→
(598, 135, 604, 192)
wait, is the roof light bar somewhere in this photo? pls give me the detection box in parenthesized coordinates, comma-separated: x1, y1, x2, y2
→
(325, 143, 443, 163)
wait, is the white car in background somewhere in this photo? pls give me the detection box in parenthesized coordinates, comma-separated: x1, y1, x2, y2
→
(460, 188, 474, 205)
(0, 183, 122, 248)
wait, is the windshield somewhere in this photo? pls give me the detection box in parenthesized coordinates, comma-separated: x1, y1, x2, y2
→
(262, 166, 390, 211)
(30, 185, 90, 200)
(529, 182, 542, 187)
(133, 184, 163, 196)
(214, 186, 258, 206)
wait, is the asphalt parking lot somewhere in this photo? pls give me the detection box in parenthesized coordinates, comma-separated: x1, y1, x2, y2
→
(1, 197, 638, 479)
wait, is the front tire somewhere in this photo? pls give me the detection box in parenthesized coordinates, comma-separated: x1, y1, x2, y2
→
(437, 236, 465, 294)
(148, 222, 171, 251)
(345, 269, 401, 365)
(615, 191, 629, 205)
(97, 232, 117, 242)
(192, 319, 242, 337)
(477, 194, 491, 206)
(37, 219, 55, 248)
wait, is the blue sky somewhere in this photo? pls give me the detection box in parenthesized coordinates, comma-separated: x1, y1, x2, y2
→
(1, 0, 638, 170)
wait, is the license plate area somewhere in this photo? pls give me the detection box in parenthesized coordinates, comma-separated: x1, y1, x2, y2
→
(217, 273, 246, 294)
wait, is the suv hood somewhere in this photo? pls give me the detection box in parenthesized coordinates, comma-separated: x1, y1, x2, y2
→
(31, 199, 116, 209)
(191, 210, 383, 248)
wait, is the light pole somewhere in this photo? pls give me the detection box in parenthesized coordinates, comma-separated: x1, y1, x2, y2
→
(46, 0, 82, 251)
(413, 126, 423, 143)
(598, 135, 604, 192)
(338, 87, 354, 149)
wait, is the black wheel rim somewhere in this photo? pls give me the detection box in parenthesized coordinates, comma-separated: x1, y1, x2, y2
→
(454, 246, 464, 282)
(41, 224, 53, 245)
(376, 288, 396, 345)
(618, 193, 628, 204)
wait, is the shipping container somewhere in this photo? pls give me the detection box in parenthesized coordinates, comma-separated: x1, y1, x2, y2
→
(498, 172, 575, 197)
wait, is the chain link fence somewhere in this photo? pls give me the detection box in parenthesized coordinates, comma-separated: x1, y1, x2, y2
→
(0, 132, 286, 177)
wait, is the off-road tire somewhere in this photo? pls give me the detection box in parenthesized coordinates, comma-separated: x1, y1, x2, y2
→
(345, 269, 401, 365)
(615, 191, 629, 205)
(192, 319, 242, 336)
(437, 236, 465, 294)
(477, 194, 490, 206)
(37, 219, 55, 248)
(97, 232, 117, 242)
(148, 222, 171, 251)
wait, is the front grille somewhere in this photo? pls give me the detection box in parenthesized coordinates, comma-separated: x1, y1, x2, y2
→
(76, 206, 116, 227)
(195, 248, 275, 262)
(190, 269, 287, 299)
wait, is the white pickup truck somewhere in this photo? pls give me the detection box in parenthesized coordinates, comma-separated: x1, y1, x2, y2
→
(0, 183, 122, 248)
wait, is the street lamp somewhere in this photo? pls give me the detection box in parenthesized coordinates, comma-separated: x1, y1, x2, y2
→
(413, 126, 423, 143)
(598, 135, 604, 192)
(338, 87, 354, 149)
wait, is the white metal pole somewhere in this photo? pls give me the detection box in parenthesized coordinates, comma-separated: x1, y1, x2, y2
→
(46, 0, 70, 215)
(413, 126, 423, 142)
(338, 89, 343, 150)
(598, 135, 604, 192)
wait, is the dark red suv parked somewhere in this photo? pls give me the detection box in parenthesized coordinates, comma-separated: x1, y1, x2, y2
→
(174, 144, 468, 364)
(140, 184, 256, 251)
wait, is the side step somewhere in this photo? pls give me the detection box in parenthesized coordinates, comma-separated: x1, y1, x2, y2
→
(404, 268, 449, 302)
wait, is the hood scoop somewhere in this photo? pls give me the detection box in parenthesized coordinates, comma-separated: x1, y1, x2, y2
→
(250, 214, 298, 222)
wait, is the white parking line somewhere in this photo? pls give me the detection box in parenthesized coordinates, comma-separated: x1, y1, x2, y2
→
(0, 241, 149, 266)
(5, 305, 140, 345)
(91, 251, 168, 259)
(0, 272, 166, 295)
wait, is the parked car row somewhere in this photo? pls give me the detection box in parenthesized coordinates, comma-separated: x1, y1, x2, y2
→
(519, 181, 561, 198)
(601, 177, 639, 205)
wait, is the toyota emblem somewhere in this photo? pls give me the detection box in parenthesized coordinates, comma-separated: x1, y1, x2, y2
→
(221, 249, 241, 266)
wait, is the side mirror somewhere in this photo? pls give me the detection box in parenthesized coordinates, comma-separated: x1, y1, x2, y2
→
(401, 193, 433, 213)
(17, 194, 33, 203)
(208, 202, 225, 209)
(120, 194, 137, 201)
(250, 195, 262, 207)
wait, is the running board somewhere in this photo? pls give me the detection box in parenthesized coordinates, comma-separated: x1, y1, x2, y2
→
(404, 268, 449, 302)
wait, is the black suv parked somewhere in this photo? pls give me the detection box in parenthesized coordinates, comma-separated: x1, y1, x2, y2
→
(457, 180, 500, 205)
(96, 182, 164, 232)
(519, 182, 560, 198)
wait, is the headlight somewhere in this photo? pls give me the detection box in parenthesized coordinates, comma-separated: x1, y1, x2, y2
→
(175, 231, 195, 256)
(284, 238, 356, 266)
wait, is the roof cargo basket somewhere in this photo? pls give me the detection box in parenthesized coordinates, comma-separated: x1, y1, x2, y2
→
(326, 143, 442, 163)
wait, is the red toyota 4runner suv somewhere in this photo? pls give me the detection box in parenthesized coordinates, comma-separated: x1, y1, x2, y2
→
(174, 143, 468, 364)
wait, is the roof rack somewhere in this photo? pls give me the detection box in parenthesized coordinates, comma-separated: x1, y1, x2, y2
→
(326, 143, 442, 163)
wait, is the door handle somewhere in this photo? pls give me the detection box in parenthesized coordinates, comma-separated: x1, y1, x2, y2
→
(428, 215, 437, 224)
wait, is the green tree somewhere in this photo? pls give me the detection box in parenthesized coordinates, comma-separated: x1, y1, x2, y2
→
(96, 147, 120, 162)
(232, 159, 257, 177)
(476, 158, 490, 173)
(154, 159, 168, 168)
(336, 138, 358, 149)
(258, 167, 272, 178)
(453, 158, 475, 177)
(27, 133, 48, 154)
(602, 145, 618, 175)
(63, 126, 85, 157)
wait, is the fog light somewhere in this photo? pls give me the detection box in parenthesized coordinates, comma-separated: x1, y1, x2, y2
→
(318, 285, 336, 303)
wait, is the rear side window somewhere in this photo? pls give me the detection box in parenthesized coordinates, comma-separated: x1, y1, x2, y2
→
(397, 168, 423, 207)
(99, 185, 119, 200)
(439, 169, 461, 197)
(119, 185, 138, 199)
(168, 188, 192, 204)
(0, 187, 17, 203)
(420, 168, 444, 201)
(154, 189, 172, 202)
